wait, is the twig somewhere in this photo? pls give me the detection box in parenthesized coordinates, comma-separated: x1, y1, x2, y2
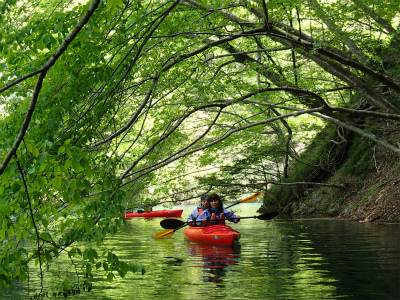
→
(16, 154, 43, 293)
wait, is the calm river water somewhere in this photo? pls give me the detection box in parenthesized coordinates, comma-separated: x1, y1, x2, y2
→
(1, 203, 399, 299)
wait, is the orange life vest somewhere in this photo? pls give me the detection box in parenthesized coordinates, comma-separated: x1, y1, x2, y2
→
(219, 212, 225, 225)
(208, 212, 225, 225)
(191, 208, 205, 227)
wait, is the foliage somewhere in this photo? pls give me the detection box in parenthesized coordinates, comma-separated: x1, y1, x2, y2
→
(1, 0, 400, 296)
(343, 136, 374, 179)
(265, 123, 343, 204)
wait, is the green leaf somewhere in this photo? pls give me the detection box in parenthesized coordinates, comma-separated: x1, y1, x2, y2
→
(64, 160, 72, 169)
(25, 142, 33, 153)
(36, 176, 47, 188)
(85, 168, 93, 179)
(45, 252, 52, 263)
(4, 206, 12, 217)
(88, 249, 94, 263)
(72, 160, 83, 172)
(16, 266, 27, 282)
(70, 180, 76, 191)
(53, 248, 59, 258)
(9, 162, 16, 174)
(83, 249, 88, 260)
(6, 228, 14, 237)
(106, 272, 114, 282)
(107, 252, 113, 264)
(16, 231, 22, 242)
(53, 177, 62, 189)
(58, 146, 66, 153)
(118, 269, 126, 278)
(32, 147, 40, 157)
(39, 232, 51, 240)
(86, 263, 92, 275)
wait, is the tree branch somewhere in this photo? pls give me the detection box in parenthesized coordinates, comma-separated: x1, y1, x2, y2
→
(0, 0, 101, 175)
(121, 107, 324, 186)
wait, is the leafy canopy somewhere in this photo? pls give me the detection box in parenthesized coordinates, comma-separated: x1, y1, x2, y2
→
(1, 0, 400, 297)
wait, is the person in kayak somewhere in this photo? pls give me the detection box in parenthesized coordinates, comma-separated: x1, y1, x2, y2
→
(187, 194, 209, 226)
(196, 194, 240, 226)
(143, 204, 153, 212)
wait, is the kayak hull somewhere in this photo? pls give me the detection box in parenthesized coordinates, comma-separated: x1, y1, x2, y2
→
(183, 225, 241, 245)
(124, 209, 183, 219)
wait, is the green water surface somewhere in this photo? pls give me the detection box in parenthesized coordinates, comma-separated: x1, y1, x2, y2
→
(1, 203, 399, 299)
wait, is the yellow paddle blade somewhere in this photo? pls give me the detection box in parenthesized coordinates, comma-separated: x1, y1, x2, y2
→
(153, 229, 175, 239)
(240, 191, 262, 203)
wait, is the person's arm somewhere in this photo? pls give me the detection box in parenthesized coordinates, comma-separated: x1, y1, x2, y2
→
(187, 208, 196, 222)
(223, 209, 240, 223)
(196, 210, 209, 226)
(187, 208, 198, 225)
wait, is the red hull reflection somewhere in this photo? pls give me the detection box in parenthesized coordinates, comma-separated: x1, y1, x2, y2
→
(187, 243, 241, 282)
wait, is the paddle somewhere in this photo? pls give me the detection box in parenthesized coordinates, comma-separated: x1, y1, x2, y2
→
(225, 191, 262, 209)
(153, 225, 186, 239)
(154, 212, 278, 239)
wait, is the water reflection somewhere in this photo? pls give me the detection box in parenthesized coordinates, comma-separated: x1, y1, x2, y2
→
(187, 243, 241, 283)
(1, 204, 399, 300)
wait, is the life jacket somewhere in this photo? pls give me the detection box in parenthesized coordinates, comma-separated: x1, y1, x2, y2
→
(207, 213, 216, 226)
(219, 212, 225, 225)
(191, 208, 205, 227)
(209, 212, 225, 225)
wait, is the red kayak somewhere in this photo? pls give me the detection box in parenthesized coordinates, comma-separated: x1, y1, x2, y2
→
(124, 209, 183, 219)
(183, 225, 241, 245)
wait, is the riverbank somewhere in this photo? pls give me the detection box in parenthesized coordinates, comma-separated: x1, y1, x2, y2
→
(288, 134, 400, 224)
(340, 161, 400, 223)
(259, 118, 400, 224)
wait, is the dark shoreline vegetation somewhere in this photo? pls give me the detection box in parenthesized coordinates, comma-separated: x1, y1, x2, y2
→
(258, 120, 400, 224)
(1, 0, 400, 297)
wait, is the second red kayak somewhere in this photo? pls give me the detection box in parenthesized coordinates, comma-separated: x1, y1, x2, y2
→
(124, 209, 183, 219)
(183, 225, 241, 245)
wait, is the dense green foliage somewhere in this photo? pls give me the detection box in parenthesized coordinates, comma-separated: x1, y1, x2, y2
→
(1, 0, 400, 297)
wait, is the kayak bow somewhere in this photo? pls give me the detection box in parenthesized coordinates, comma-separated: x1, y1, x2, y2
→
(183, 225, 241, 245)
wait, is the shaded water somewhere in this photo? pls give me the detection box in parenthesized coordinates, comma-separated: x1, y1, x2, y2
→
(1, 203, 399, 299)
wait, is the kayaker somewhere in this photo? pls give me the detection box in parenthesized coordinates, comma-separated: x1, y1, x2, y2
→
(196, 194, 240, 226)
(187, 194, 209, 226)
(143, 205, 153, 212)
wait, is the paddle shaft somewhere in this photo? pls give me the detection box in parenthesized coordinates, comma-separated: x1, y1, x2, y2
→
(196, 214, 266, 223)
(225, 191, 262, 209)
(225, 201, 240, 209)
